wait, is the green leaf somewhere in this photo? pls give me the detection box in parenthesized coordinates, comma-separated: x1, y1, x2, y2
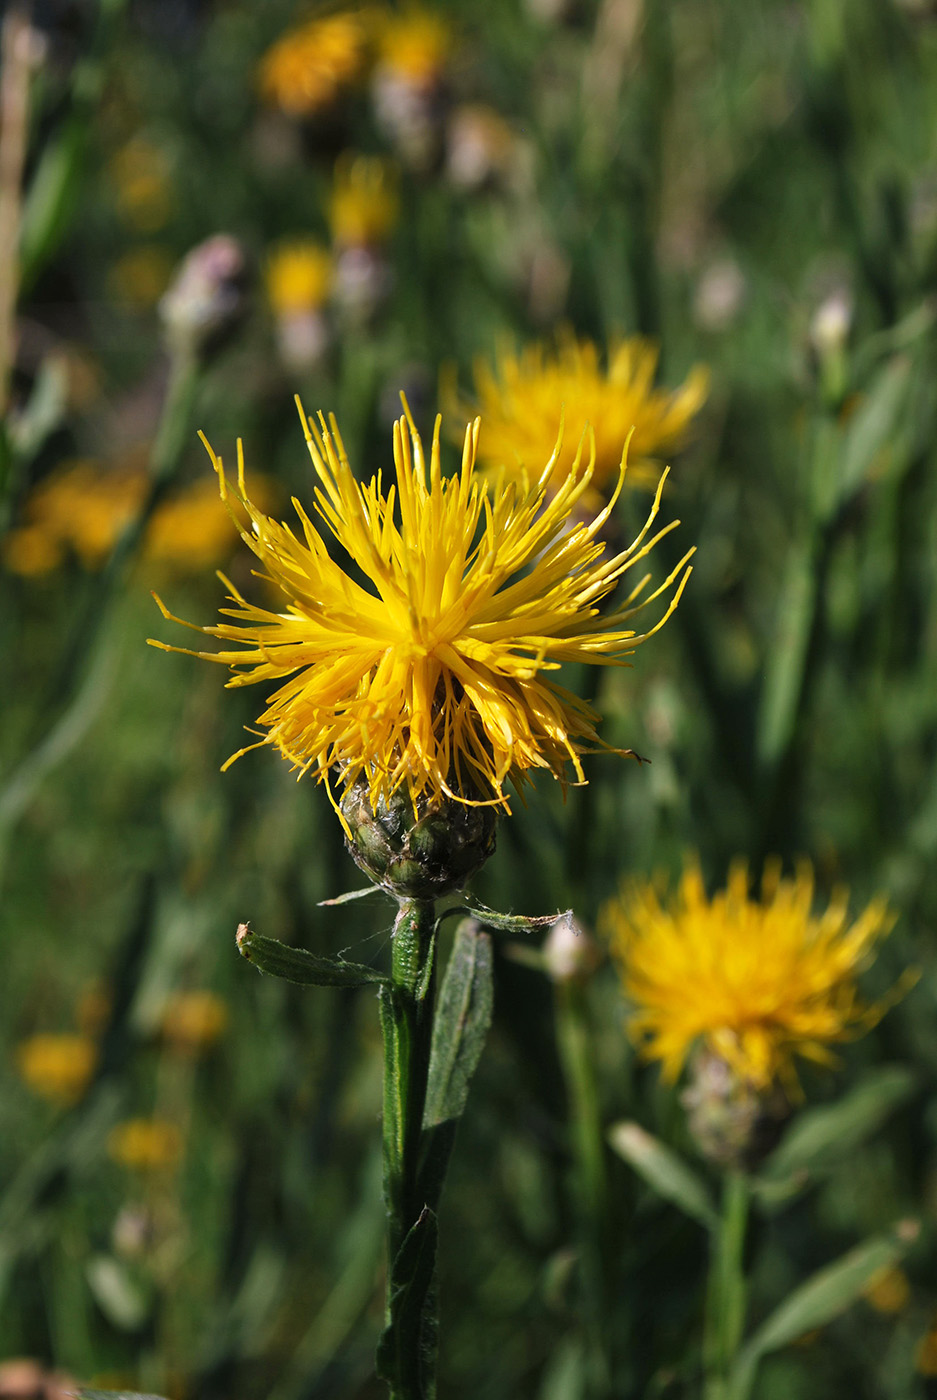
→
(78, 1391, 169, 1399)
(85, 1255, 150, 1331)
(318, 886, 386, 906)
(375, 1206, 439, 1395)
(758, 1066, 917, 1184)
(236, 925, 388, 988)
(607, 1121, 718, 1231)
(436, 902, 571, 936)
(836, 355, 912, 511)
(727, 1222, 920, 1400)
(423, 921, 493, 1129)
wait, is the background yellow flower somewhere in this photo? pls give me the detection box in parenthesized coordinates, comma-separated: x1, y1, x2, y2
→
(604, 859, 902, 1092)
(455, 333, 708, 501)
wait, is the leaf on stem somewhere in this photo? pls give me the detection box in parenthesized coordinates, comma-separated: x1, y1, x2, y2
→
(436, 901, 572, 936)
(727, 1221, 920, 1400)
(755, 1065, 917, 1189)
(375, 1206, 439, 1393)
(423, 920, 494, 1130)
(236, 925, 389, 988)
(608, 1121, 718, 1231)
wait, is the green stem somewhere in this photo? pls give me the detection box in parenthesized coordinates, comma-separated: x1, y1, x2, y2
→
(703, 1172, 750, 1400)
(555, 980, 612, 1396)
(379, 898, 437, 1400)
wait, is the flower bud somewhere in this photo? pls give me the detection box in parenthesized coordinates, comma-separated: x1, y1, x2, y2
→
(159, 234, 248, 360)
(681, 1048, 788, 1171)
(542, 913, 602, 983)
(340, 778, 497, 900)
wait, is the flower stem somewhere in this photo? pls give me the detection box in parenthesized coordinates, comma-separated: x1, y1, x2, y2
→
(555, 980, 613, 1395)
(378, 897, 437, 1400)
(703, 1171, 750, 1400)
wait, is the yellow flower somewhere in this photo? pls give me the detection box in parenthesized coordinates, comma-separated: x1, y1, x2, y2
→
(329, 154, 398, 246)
(863, 1266, 911, 1314)
(9, 460, 146, 572)
(456, 333, 708, 502)
(16, 1034, 97, 1105)
(604, 859, 902, 1093)
(108, 1118, 183, 1172)
(4, 459, 275, 578)
(144, 475, 276, 576)
(377, 8, 449, 82)
(108, 139, 174, 233)
(149, 402, 693, 817)
(918, 1311, 937, 1376)
(266, 241, 333, 315)
(160, 991, 229, 1053)
(108, 245, 175, 310)
(258, 13, 370, 118)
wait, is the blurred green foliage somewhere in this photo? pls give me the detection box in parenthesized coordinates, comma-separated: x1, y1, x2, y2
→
(3, 0, 937, 1396)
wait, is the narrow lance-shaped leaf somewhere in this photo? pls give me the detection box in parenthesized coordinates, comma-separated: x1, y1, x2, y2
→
(608, 1121, 719, 1231)
(436, 902, 572, 937)
(236, 925, 389, 988)
(375, 1206, 439, 1396)
(78, 1391, 170, 1399)
(757, 1065, 917, 1184)
(423, 920, 493, 1129)
(727, 1221, 920, 1400)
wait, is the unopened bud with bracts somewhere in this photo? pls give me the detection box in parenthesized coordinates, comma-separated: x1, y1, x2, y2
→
(542, 913, 603, 984)
(681, 1048, 789, 1171)
(159, 234, 248, 361)
(340, 778, 497, 901)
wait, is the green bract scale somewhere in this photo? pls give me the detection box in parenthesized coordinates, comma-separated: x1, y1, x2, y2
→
(340, 779, 498, 900)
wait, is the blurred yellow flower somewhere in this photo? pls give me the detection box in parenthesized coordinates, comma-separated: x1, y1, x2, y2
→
(329, 155, 398, 246)
(160, 990, 229, 1053)
(3, 460, 275, 578)
(604, 859, 902, 1093)
(108, 1118, 183, 1172)
(144, 475, 275, 575)
(456, 334, 708, 502)
(863, 1265, 911, 1314)
(376, 8, 449, 81)
(258, 12, 370, 117)
(918, 1312, 937, 1376)
(150, 403, 692, 816)
(16, 1034, 97, 1105)
(108, 138, 174, 233)
(108, 245, 175, 310)
(6, 460, 145, 572)
(266, 241, 333, 315)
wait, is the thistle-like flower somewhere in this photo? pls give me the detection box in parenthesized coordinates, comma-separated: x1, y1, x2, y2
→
(149, 403, 692, 821)
(257, 12, 370, 118)
(605, 859, 902, 1095)
(454, 333, 708, 502)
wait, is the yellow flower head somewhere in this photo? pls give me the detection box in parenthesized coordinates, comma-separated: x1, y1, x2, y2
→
(108, 1118, 183, 1172)
(149, 402, 693, 818)
(144, 475, 276, 576)
(258, 12, 370, 117)
(160, 990, 229, 1053)
(329, 155, 399, 246)
(3, 457, 275, 579)
(16, 1034, 97, 1105)
(604, 859, 903, 1094)
(108, 138, 174, 233)
(267, 241, 333, 315)
(456, 333, 708, 503)
(108, 245, 175, 311)
(377, 8, 450, 82)
(863, 1266, 911, 1315)
(5, 460, 146, 573)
